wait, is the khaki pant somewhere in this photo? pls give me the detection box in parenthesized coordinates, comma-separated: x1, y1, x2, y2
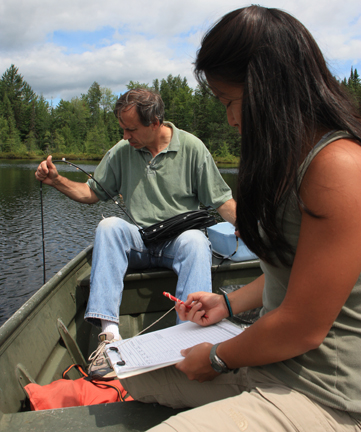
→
(121, 367, 361, 432)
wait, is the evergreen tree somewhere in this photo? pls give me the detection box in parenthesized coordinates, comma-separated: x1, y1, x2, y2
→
(0, 116, 10, 152)
(42, 130, 52, 154)
(126, 81, 153, 90)
(153, 79, 160, 93)
(53, 130, 66, 153)
(0, 65, 37, 140)
(0, 92, 22, 152)
(35, 96, 51, 151)
(341, 67, 361, 113)
(84, 125, 109, 155)
(24, 130, 37, 152)
(83, 82, 102, 127)
(158, 75, 193, 131)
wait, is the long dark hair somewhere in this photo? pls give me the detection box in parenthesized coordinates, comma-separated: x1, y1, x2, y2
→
(195, 6, 361, 265)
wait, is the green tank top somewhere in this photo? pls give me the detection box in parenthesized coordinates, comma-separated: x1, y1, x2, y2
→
(256, 131, 361, 419)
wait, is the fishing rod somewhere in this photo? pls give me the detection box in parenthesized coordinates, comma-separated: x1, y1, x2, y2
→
(52, 159, 141, 228)
(38, 158, 219, 334)
(39, 158, 141, 285)
(52, 159, 216, 246)
(39, 158, 216, 282)
(38, 159, 179, 334)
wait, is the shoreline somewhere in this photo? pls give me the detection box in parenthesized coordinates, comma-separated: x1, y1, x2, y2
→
(0, 152, 240, 165)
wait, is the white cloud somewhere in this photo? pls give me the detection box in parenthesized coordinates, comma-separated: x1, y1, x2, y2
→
(0, 0, 360, 101)
(0, 37, 194, 100)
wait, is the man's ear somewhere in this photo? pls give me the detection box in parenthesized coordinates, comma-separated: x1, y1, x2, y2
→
(151, 119, 160, 130)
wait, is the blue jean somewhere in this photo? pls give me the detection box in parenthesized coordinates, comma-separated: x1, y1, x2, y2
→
(84, 217, 212, 326)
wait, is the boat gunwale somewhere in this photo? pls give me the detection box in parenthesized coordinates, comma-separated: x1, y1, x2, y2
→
(1, 247, 261, 338)
(0, 243, 260, 348)
(0, 245, 93, 348)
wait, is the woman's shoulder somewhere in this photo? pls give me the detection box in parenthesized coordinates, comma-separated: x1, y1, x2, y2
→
(301, 137, 361, 215)
(309, 137, 361, 178)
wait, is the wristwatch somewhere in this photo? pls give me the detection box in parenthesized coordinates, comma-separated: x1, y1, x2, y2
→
(209, 343, 233, 373)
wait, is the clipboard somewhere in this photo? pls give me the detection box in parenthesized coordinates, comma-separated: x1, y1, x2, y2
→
(105, 319, 244, 379)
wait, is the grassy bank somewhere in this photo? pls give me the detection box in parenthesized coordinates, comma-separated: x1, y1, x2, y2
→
(0, 152, 104, 161)
(0, 152, 239, 165)
(214, 155, 239, 165)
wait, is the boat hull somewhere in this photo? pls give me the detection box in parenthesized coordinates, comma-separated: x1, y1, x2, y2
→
(0, 245, 262, 431)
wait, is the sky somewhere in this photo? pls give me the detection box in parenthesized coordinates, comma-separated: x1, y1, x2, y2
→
(1, 0, 360, 105)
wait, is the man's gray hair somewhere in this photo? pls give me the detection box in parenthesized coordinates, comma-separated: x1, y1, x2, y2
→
(114, 88, 165, 126)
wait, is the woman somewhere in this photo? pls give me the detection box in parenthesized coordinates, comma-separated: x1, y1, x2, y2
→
(121, 6, 361, 431)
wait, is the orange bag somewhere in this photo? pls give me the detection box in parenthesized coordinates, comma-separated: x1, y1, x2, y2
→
(24, 364, 133, 411)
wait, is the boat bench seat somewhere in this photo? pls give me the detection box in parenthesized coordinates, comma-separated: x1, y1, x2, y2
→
(76, 256, 262, 316)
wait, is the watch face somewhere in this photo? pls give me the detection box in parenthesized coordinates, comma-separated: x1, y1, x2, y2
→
(210, 358, 224, 373)
(210, 343, 231, 373)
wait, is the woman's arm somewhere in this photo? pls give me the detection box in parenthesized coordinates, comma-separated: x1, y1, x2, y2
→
(177, 139, 361, 380)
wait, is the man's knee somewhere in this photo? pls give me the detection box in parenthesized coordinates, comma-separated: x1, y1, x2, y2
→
(97, 216, 124, 231)
(96, 217, 133, 240)
(176, 230, 211, 250)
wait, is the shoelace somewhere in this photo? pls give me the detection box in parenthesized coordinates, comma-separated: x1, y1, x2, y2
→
(88, 339, 112, 366)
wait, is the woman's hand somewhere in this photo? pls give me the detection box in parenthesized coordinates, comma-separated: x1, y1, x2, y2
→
(175, 342, 219, 382)
(175, 292, 229, 326)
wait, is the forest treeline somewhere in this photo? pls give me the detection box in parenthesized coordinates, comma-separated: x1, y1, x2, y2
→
(0, 64, 360, 162)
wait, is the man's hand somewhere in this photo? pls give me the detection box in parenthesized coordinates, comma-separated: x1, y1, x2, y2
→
(35, 155, 59, 186)
(35, 155, 99, 204)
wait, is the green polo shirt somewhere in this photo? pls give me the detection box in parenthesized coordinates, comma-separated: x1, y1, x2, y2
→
(87, 122, 232, 228)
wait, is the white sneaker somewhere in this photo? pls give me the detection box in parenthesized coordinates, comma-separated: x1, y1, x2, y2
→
(87, 332, 119, 380)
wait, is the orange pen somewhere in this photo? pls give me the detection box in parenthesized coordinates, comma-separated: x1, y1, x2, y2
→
(163, 292, 208, 318)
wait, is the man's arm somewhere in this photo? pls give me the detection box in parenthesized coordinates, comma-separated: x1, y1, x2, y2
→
(35, 155, 99, 204)
(216, 198, 237, 226)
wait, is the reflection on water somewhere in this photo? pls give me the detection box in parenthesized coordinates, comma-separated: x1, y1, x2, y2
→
(0, 159, 238, 326)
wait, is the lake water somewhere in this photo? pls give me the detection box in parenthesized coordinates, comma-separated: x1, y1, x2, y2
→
(0, 159, 238, 327)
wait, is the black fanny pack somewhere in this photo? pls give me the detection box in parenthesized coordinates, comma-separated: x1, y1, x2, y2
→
(139, 208, 217, 247)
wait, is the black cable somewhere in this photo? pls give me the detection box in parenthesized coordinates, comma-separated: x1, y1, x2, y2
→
(211, 238, 239, 284)
(43, 158, 216, 254)
(39, 157, 137, 286)
(52, 159, 141, 229)
(40, 181, 46, 285)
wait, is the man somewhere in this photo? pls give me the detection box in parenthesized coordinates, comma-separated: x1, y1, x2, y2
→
(35, 89, 236, 379)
